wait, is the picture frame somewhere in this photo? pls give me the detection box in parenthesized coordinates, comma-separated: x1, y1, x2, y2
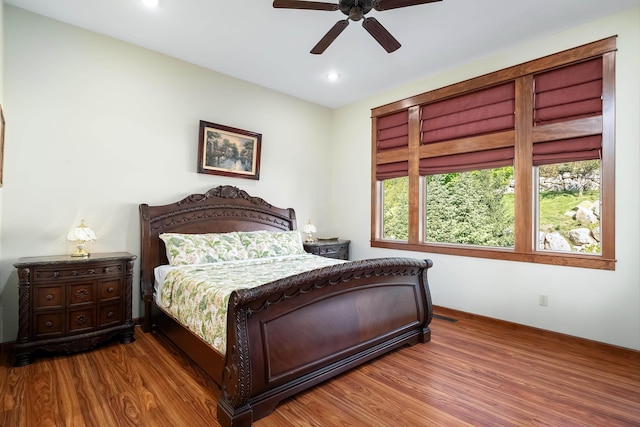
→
(0, 105, 5, 187)
(198, 120, 262, 180)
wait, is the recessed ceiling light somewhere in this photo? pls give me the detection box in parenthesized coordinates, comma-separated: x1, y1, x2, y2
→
(142, 0, 159, 8)
(326, 72, 340, 82)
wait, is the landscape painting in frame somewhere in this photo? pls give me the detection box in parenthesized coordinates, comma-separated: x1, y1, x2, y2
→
(198, 120, 262, 180)
(0, 105, 5, 187)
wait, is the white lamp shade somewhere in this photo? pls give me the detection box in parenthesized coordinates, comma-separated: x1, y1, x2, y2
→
(67, 220, 96, 242)
(303, 222, 317, 234)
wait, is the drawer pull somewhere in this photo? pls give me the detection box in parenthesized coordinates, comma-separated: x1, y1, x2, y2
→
(46, 294, 54, 301)
(75, 314, 88, 325)
(107, 287, 114, 293)
(45, 321, 53, 327)
(75, 289, 90, 300)
(107, 311, 114, 318)
(53, 271, 60, 279)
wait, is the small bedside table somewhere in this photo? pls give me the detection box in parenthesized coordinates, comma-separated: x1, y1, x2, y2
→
(303, 240, 350, 260)
(13, 251, 136, 366)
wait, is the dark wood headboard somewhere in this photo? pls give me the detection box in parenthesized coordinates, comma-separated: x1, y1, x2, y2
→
(138, 185, 297, 326)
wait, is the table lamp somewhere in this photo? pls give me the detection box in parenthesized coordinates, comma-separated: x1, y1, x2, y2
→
(67, 220, 96, 257)
(303, 219, 317, 243)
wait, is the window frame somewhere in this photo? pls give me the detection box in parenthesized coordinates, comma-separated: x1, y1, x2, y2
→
(371, 37, 616, 270)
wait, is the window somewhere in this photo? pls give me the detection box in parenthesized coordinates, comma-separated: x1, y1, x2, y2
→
(537, 160, 601, 254)
(372, 37, 616, 270)
(425, 167, 515, 248)
(382, 176, 408, 240)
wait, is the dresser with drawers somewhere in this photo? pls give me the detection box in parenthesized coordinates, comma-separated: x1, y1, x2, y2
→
(303, 239, 350, 260)
(13, 252, 136, 366)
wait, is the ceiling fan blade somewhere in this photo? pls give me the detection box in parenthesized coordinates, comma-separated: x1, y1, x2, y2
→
(374, 0, 442, 11)
(310, 19, 349, 54)
(362, 17, 401, 53)
(273, 0, 339, 11)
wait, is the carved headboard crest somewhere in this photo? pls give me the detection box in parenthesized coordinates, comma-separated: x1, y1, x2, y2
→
(175, 185, 272, 208)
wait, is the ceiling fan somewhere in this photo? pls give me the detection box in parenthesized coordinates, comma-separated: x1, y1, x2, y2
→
(273, 0, 442, 54)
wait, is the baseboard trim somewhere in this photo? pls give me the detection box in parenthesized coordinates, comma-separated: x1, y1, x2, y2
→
(433, 305, 639, 356)
(2, 310, 637, 358)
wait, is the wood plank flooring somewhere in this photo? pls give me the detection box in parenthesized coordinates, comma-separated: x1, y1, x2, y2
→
(2, 307, 639, 426)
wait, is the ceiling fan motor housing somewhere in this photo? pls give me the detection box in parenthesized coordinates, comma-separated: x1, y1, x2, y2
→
(340, 0, 374, 21)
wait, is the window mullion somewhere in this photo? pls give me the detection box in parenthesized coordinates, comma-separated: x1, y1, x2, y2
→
(600, 51, 616, 260)
(514, 75, 534, 253)
(407, 106, 421, 244)
(371, 116, 382, 241)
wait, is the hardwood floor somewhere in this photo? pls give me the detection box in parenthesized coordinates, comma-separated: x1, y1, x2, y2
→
(2, 307, 639, 426)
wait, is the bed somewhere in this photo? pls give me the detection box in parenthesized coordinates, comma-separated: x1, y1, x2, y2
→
(139, 185, 433, 427)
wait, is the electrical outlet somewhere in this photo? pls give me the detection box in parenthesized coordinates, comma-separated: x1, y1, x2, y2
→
(539, 295, 548, 306)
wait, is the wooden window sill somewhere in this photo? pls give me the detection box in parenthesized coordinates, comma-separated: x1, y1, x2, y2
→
(371, 240, 616, 270)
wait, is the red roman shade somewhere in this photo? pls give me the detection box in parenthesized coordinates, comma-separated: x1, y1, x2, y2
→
(377, 110, 409, 150)
(533, 135, 601, 166)
(419, 147, 514, 175)
(420, 82, 515, 144)
(534, 58, 603, 126)
(376, 161, 408, 181)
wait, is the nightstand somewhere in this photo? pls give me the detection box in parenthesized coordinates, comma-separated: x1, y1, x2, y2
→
(13, 252, 136, 366)
(303, 239, 350, 260)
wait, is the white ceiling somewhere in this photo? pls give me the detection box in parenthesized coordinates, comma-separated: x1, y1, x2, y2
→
(5, 0, 639, 108)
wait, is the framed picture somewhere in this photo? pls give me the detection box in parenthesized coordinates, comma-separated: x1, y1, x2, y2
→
(198, 120, 262, 180)
(0, 105, 5, 187)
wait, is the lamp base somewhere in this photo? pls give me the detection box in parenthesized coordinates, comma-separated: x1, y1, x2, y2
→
(70, 244, 90, 258)
(70, 251, 90, 258)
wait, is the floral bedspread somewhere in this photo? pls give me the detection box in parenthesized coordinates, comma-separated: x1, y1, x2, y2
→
(158, 254, 344, 354)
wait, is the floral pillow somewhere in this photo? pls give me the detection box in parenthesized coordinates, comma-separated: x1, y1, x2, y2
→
(238, 230, 306, 259)
(159, 232, 248, 266)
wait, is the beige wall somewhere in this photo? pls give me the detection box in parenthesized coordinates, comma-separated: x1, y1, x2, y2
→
(330, 7, 640, 350)
(0, 7, 334, 342)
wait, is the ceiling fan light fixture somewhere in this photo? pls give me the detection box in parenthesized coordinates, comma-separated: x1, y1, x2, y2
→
(348, 7, 364, 21)
(326, 72, 340, 81)
(141, 0, 159, 8)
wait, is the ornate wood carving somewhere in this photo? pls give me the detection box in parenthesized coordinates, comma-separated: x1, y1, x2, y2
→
(16, 267, 31, 345)
(124, 259, 134, 325)
(173, 185, 273, 208)
(220, 303, 252, 409)
(35, 267, 103, 280)
(233, 257, 430, 314)
(205, 185, 272, 206)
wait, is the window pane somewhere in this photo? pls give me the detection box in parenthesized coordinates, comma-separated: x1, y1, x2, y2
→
(425, 167, 515, 247)
(537, 160, 601, 254)
(382, 176, 408, 240)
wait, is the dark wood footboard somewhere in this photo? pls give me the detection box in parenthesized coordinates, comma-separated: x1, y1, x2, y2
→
(218, 257, 433, 427)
